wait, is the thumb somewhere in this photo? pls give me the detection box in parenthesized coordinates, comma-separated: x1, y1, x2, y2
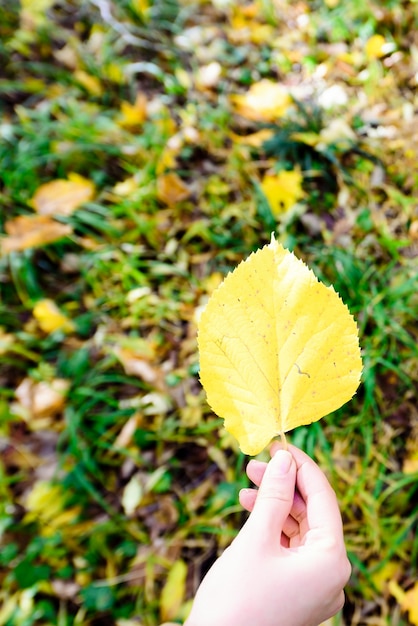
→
(249, 449, 296, 537)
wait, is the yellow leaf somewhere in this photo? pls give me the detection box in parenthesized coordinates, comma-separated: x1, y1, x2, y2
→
(402, 583, 418, 626)
(0, 593, 19, 624)
(118, 93, 147, 127)
(114, 413, 142, 448)
(112, 176, 139, 197)
(14, 377, 70, 418)
(131, 0, 151, 21)
(318, 119, 356, 147)
(103, 62, 125, 84)
(1, 215, 73, 254)
(33, 299, 74, 333)
(389, 580, 418, 626)
(113, 346, 159, 382)
(176, 67, 193, 90)
(157, 172, 191, 206)
(198, 235, 362, 455)
(32, 174, 95, 216)
(365, 35, 388, 59)
(290, 131, 320, 147)
(230, 129, 274, 147)
(160, 560, 187, 622)
(20, 0, 55, 28)
(25, 481, 81, 534)
(231, 80, 291, 122)
(0, 329, 14, 355)
(54, 43, 78, 69)
(261, 170, 305, 216)
(122, 475, 144, 516)
(403, 450, 418, 474)
(249, 24, 276, 45)
(74, 70, 103, 95)
(157, 144, 179, 175)
(25, 482, 66, 522)
(370, 560, 401, 592)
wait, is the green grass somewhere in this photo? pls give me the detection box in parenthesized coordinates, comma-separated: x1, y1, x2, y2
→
(0, 0, 417, 624)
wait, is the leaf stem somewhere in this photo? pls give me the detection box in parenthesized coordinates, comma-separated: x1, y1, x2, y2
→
(279, 431, 288, 450)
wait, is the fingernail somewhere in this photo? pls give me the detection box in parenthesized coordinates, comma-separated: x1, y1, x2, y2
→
(273, 450, 292, 475)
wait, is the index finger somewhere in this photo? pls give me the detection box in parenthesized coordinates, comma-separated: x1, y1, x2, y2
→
(270, 442, 344, 539)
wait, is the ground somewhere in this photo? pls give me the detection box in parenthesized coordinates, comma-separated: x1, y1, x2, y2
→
(0, 1, 417, 625)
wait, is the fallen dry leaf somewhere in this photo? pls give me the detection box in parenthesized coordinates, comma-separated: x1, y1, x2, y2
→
(402, 583, 418, 625)
(1, 215, 73, 254)
(160, 559, 187, 623)
(231, 80, 291, 122)
(119, 93, 148, 127)
(13, 377, 70, 425)
(389, 580, 418, 626)
(113, 346, 159, 383)
(365, 34, 394, 59)
(157, 172, 191, 206)
(403, 451, 418, 474)
(73, 70, 103, 96)
(230, 128, 274, 147)
(33, 299, 75, 334)
(31, 173, 95, 216)
(114, 413, 142, 448)
(261, 170, 305, 216)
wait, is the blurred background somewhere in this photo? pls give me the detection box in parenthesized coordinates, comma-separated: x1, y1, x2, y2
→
(0, 0, 417, 624)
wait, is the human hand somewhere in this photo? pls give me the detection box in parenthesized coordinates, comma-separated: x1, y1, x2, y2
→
(185, 444, 351, 626)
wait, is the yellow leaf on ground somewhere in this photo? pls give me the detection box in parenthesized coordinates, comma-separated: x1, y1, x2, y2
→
(119, 93, 147, 127)
(160, 560, 187, 622)
(290, 131, 320, 147)
(131, 0, 151, 21)
(113, 346, 159, 383)
(318, 119, 356, 147)
(33, 299, 74, 333)
(370, 560, 401, 592)
(230, 129, 274, 147)
(26, 482, 66, 521)
(157, 145, 179, 175)
(403, 450, 418, 474)
(231, 80, 291, 122)
(122, 475, 144, 516)
(1, 215, 72, 254)
(14, 377, 70, 419)
(249, 24, 276, 45)
(74, 70, 103, 96)
(157, 172, 191, 206)
(389, 580, 418, 626)
(11, 377, 69, 431)
(25, 481, 81, 535)
(32, 173, 95, 216)
(0, 329, 14, 355)
(261, 170, 305, 216)
(198, 235, 362, 455)
(112, 176, 139, 197)
(365, 34, 388, 59)
(403, 583, 418, 626)
(20, 0, 55, 28)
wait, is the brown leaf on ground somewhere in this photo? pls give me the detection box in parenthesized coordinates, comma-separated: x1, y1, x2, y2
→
(32, 174, 95, 216)
(157, 172, 191, 206)
(1, 215, 73, 253)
